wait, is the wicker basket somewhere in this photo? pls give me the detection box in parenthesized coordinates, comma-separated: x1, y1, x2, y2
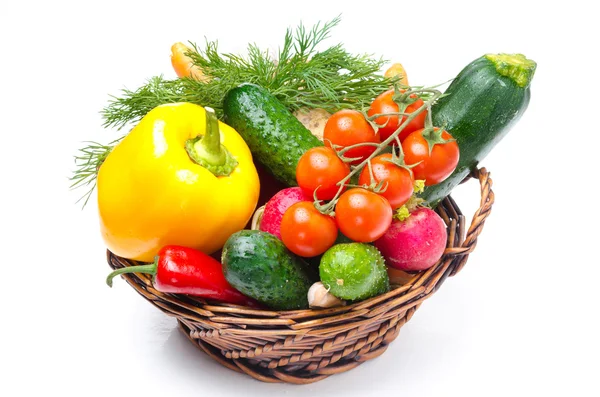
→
(107, 167, 494, 384)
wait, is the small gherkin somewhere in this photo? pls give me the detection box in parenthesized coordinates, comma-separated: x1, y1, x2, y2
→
(319, 243, 390, 302)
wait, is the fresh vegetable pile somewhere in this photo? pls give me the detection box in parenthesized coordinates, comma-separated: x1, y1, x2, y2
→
(73, 18, 536, 312)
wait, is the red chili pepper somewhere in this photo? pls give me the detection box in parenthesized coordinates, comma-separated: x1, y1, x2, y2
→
(106, 245, 258, 307)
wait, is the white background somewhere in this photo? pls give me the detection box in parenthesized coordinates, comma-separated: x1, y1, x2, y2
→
(1, 1, 599, 396)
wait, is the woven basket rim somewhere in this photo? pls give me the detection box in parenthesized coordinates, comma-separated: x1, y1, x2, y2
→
(108, 167, 493, 313)
(106, 167, 495, 383)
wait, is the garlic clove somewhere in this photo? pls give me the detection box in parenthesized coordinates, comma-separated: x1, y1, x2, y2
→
(308, 281, 346, 309)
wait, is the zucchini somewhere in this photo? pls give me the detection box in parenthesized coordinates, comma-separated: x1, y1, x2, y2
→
(223, 83, 323, 186)
(421, 53, 537, 206)
(221, 230, 317, 310)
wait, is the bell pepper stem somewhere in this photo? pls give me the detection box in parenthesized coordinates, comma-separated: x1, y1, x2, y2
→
(193, 107, 226, 165)
(106, 262, 157, 287)
(185, 107, 238, 177)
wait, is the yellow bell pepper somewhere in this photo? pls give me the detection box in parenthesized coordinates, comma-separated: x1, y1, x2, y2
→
(97, 103, 260, 262)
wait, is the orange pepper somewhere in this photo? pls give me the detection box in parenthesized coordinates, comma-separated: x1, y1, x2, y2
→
(384, 63, 409, 86)
(170, 42, 209, 82)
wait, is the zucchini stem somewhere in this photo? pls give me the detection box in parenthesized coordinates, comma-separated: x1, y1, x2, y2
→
(485, 53, 537, 88)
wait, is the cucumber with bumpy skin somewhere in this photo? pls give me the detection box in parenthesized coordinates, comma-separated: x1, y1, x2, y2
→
(421, 53, 537, 206)
(319, 243, 390, 302)
(221, 230, 317, 310)
(223, 84, 323, 186)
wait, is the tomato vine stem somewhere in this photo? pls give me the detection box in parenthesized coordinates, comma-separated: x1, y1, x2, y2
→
(313, 86, 443, 215)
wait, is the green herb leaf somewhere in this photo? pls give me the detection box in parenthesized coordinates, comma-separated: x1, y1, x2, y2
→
(73, 16, 398, 207)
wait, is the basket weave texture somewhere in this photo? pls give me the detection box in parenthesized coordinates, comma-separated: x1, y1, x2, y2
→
(107, 168, 494, 384)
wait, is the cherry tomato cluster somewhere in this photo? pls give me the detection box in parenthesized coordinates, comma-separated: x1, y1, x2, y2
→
(281, 88, 460, 258)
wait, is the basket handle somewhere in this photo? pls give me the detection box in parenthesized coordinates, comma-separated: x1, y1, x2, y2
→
(443, 167, 494, 276)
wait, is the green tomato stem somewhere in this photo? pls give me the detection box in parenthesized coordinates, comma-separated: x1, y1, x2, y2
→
(314, 87, 442, 215)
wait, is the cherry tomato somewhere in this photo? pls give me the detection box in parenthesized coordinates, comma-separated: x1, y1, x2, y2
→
(335, 188, 393, 243)
(296, 147, 350, 200)
(358, 154, 414, 209)
(367, 89, 427, 143)
(323, 109, 380, 164)
(280, 201, 338, 257)
(402, 128, 460, 186)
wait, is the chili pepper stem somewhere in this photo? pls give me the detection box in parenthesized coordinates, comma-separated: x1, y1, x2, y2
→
(106, 262, 157, 287)
(186, 107, 238, 176)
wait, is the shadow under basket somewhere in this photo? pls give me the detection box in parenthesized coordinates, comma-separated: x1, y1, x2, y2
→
(107, 167, 494, 384)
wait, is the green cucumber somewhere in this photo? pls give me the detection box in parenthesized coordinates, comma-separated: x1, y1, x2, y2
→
(421, 53, 537, 206)
(319, 243, 390, 302)
(221, 230, 317, 310)
(223, 83, 323, 186)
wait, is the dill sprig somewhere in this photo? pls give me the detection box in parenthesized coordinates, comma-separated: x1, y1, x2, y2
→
(102, 16, 395, 129)
(73, 16, 398, 206)
(69, 137, 123, 207)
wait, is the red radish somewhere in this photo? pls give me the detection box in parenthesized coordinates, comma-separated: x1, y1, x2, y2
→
(374, 207, 447, 271)
(259, 187, 312, 239)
